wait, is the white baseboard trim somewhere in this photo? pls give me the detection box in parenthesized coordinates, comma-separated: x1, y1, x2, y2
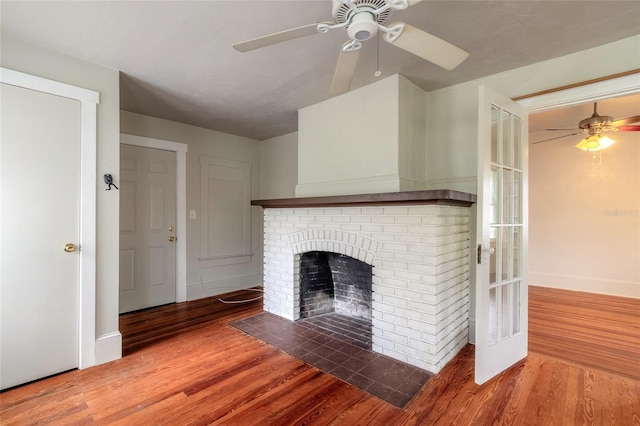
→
(468, 317, 476, 345)
(94, 331, 122, 365)
(188, 274, 262, 301)
(529, 272, 640, 299)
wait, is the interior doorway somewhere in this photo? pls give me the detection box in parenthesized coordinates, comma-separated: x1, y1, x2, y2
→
(119, 134, 188, 311)
(527, 93, 640, 298)
(1, 68, 99, 388)
(119, 144, 177, 312)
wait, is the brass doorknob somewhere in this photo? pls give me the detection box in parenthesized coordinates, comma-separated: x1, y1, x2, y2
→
(168, 236, 176, 242)
(64, 243, 77, 253)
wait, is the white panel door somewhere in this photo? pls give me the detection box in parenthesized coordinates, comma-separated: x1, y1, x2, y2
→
(475, 85, 529, 384)
(119, 144, 176, 313)
(1, 83, 80, 390)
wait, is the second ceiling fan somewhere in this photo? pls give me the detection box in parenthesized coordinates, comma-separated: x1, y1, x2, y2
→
(233, 0, 469, 96)
(534, 102, 640, 151)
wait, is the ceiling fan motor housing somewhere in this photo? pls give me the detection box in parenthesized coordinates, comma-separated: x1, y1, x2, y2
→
(579, 114, 613, 132)
(348, 12, 379, 40)
(334, 0, 391, 41)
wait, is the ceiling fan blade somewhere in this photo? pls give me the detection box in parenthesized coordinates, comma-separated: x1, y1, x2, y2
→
(611, 114, 640, 127)
(619, 125, 640, 131)
(330, 48, 361, 96)
(385, 22, 469, 70)
(233, 23, 319, 52)
(532, 131, 582, 145)
(544, 128, 579, 131)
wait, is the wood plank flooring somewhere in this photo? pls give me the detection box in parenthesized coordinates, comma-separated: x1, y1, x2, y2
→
(528, 285, 640, 380)
(1, 287, 639, 425)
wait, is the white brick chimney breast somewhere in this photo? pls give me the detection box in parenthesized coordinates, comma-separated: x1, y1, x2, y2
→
(257, 196, 472, 374)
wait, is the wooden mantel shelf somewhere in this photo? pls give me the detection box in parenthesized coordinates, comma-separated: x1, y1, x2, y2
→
(251, 189, 476, 208)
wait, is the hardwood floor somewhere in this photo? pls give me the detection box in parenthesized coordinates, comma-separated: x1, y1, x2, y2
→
(1, 287, 639, 425)
(528, 285, 640, 380)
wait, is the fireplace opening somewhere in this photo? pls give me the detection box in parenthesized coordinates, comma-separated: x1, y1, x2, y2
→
(299, 251, 372, 320)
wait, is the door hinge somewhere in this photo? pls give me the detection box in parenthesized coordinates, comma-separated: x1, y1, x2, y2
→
(477, 244, 482, 264)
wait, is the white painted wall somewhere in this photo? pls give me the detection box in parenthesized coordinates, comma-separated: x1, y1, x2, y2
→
(425, 35, 640, 194)
(120, 112, 263, 300)
(398, 76, 427, 191)
(1, 34, 121, 364)
(529, 130, 640, 298)
(297, 74, 401, 196)
(297, 74, 429, 196)
(260, 131, 298, 199)
(425, 87, 479, 194)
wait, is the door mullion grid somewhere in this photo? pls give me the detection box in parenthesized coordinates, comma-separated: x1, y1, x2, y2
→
(490, 105, 523, 345)
(507, 113, 514, 169)
(512, 110, 525, 339)
(505, 112, 515, 340)
(506, 227, 514, 338)
(496, 105, 503, 166)
(495, 107, 512, 344)
(494, 104, 504, 345)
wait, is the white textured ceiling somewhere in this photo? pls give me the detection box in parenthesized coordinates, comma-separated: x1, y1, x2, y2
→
(2, 1, 639, 140)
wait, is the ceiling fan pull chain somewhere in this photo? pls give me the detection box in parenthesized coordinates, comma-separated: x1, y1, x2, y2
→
(375, 32, 382, 77)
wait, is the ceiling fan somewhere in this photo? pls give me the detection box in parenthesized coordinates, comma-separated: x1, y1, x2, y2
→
(232, 0, 469, 96)
(533, 102, 640, 151)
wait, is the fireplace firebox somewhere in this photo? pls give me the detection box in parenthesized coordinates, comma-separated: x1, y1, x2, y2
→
(299, 251, 372, 320)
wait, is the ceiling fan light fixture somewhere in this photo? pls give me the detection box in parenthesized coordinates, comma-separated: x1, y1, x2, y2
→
(348, 12, 378, 41)
(575, 134, 615, 152)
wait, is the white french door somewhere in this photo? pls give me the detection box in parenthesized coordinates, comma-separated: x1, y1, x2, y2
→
(475, 85, 529, 385)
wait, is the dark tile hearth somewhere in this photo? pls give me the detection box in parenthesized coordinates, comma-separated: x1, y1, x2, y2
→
(231, 312, 432, 408)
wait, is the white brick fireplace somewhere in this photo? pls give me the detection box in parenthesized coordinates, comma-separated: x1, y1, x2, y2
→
(255, 191, 474, 374)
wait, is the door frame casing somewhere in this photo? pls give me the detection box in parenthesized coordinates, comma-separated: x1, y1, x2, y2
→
(120, 133, 188, 303)
(517, 73, 640, 112)
(1, 67, 99, 369)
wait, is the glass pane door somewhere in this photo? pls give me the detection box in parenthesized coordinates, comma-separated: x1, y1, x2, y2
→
(475, 86, 528, 385)
(489, 106, 523, 346)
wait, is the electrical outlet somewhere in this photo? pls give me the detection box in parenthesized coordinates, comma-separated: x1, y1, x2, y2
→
(189, 210, 197, 219)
